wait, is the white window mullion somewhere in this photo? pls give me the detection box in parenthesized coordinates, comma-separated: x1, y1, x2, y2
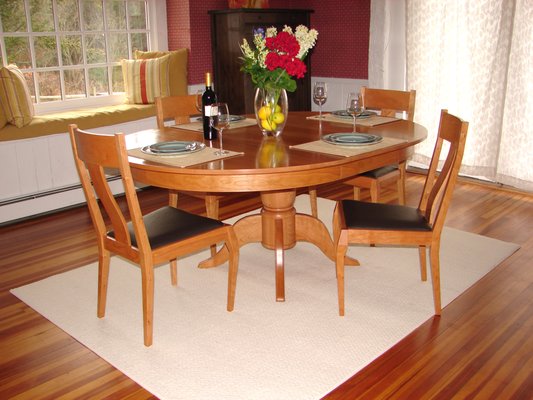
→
(52, 0, 67, 101)
(24, 0, 42, 103)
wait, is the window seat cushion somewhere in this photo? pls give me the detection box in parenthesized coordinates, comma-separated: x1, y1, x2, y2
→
(0, 103, 156, 142)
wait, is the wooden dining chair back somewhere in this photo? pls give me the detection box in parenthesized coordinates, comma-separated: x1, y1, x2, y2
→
(69, 124, 239, 346)
(361, 86, 416, 121)
(346, 87, 416, 204)
(308, 87, 416, 218)
(155, 95, 198, 128)
(333, 110, 468, 316)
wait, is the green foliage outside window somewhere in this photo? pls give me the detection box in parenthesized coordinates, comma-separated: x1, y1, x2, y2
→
(0, 0, 149, 104)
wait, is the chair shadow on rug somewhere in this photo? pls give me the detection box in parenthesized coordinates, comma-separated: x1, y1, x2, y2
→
(69, 124, 239, 346)
(333, 109, 469, 316)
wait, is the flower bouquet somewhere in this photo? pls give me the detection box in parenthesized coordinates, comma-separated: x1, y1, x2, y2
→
(240, 25, 318, 136)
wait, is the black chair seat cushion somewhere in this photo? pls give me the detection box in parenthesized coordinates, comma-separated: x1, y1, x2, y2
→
(360, 165, 398, 179)
(340, 200, 432, 231)
(109, 206, 225, 248)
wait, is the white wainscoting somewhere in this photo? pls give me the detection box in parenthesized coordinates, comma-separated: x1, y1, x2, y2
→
(0, 116, 156, 224)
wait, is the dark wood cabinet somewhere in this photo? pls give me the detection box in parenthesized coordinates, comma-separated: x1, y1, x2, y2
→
(209, 9, 314, 115)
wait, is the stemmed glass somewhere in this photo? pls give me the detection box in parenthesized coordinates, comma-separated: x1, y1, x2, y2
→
(313, 81, 327, 119)
(210, 103, 230, 155)
(346, 92, 362, 133)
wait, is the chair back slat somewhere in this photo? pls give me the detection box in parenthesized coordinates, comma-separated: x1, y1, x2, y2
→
(419, 110, 469, 234)
(155, 95, 198, 128)
(69, 124, 148, 250)
(361, 87, 416, 121)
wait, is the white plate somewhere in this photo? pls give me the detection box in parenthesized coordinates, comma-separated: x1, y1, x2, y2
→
(321, 133, 383, 146)
(331, 110, 375, 119)
(141, 141, 205, 156)
(195, 115, 245, 122)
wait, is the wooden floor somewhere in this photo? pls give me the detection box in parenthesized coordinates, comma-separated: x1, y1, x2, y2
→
(1, 175, 532, 399)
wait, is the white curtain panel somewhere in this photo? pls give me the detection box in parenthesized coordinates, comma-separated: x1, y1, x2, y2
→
(406, 0, 533, 191)
(370, 0, 533, 191)
(368, 0, 406, 90)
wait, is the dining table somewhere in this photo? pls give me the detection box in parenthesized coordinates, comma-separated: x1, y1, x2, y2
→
(126, 111, 427, 302)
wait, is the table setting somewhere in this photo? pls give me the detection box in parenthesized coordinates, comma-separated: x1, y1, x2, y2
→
(169, 114, 257, 133)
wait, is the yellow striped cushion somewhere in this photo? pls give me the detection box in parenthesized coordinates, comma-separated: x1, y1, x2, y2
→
(0, 65, 34, 128)
(121, 55, 170, 104)
(134, 49, 188, 96)
(0, 103, 7, 129)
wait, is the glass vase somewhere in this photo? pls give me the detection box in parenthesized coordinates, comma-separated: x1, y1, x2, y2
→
(254, 87, 288, 137)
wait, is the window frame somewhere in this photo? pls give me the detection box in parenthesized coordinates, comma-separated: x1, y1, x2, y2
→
(0, 0, 168, 114)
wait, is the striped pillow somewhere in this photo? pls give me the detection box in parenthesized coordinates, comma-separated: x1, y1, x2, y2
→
(0, 65, 34, 128)
(134, 49, 188, 96)
(0, 103, 7, 129)
(121, 55, 170, 104)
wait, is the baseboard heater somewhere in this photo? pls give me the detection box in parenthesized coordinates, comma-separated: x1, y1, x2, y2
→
(0, 175, 122, 207)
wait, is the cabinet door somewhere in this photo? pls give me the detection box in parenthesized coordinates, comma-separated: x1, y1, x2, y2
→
(210, 10, 312, 115)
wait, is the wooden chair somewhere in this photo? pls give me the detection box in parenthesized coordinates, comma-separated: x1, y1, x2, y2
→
(69, 124, 239, 346)
(308, 87, 416, 218)
(155, 95, 222, 221)
(156, 95, 224, 256)
(333, 110, 468, 316)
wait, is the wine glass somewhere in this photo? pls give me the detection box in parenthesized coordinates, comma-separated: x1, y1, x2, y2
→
(346, 92, 362, 133)
(313, 81, 327, 119)
(210, 103, 230, 155)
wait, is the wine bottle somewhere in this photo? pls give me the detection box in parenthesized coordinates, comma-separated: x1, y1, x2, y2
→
(202, 72, 218, 140)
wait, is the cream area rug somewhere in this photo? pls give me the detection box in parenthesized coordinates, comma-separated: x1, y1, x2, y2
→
(11, 195, 519, 400)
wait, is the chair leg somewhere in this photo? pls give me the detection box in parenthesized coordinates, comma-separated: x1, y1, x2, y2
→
(205, 195, 219, 219)
(168, 190, 178, 208)
(225, 227, 239, 312)
(398, 162, 406, 205)
(429, 245, 442, 316)
(205, 196, 220, 257)
(353, 186, 361, 200)
(140, 262, 155, 346)
(418, 245, 427, 281)
(335, 231, 348, 316)
(170, 259, 177, 286)
(370, 181, 379, 203)
(97, 250, 111, 318)
(309, 187, 318, 218)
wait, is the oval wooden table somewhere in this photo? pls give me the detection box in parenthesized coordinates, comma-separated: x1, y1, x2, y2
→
(127, 112, 427, 302)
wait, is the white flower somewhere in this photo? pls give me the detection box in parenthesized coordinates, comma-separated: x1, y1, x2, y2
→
(240, 39, 254, 59)
(266, 27, 277, 38)
(294, 25, 319, 59)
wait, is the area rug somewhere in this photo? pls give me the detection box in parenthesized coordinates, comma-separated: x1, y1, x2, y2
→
(11, 195, 519, 400)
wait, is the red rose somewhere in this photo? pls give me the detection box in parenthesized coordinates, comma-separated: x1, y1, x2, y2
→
(284, 58, 307, 78)
(266, 31, 300, 58)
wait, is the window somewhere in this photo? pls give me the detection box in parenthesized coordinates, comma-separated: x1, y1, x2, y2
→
(0, 0, 164, 112)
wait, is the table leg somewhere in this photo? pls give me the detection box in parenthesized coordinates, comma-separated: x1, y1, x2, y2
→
(197, 189, 358, 301)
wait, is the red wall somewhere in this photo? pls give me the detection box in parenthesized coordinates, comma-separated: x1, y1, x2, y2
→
(166, 0, 370, 85)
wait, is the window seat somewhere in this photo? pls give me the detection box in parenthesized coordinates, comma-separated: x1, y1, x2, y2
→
(0, 103, 158, 224)
(0, 103, 156, 142)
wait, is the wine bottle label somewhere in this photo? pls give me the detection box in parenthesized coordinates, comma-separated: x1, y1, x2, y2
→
(204, 105, 212, 114)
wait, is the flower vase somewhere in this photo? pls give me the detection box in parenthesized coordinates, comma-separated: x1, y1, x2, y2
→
(254, 87, 288, 137)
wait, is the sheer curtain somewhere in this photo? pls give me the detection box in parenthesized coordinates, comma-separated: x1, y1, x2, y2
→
(370, 0, 533, 192)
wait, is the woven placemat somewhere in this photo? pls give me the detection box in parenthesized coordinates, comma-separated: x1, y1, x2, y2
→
(307, 113, 399, 127)
(290, 136, 407, 157)
(128, 146, 243, 168)
(170, 118, 257, 133)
